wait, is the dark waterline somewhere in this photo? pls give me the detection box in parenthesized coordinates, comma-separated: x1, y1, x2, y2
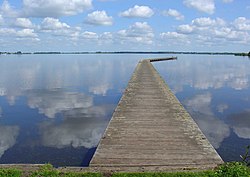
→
(0, 54, 249, 166)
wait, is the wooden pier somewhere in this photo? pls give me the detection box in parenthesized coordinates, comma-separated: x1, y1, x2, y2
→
(149, 56, 177, 62)
(90, 58, 223, 172)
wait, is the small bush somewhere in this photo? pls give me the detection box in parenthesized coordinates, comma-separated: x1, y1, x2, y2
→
(241, 145, 250, 166)
(214, 162, 250, 177)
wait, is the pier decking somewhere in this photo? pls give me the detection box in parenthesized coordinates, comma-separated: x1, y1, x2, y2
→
(90, 58, 223, 172)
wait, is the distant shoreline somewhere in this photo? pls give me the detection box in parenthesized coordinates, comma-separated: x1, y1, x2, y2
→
(0, 51, 249, 56)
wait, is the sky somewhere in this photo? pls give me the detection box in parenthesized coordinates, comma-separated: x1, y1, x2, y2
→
(0, 0, 249, 52)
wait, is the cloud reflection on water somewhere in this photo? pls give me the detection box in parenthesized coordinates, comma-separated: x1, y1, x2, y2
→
(26, 89, 93, 118)
(89, 84, 111, 96)
(0, 55, 136, 105)
(216, 104, 229, 113)
(155, 56, 250, 93)
(40, 117, 105, 149)
(39, 105, 112, 149)
(184, 93, 230, 149)
(0, 125, 19, 158)
(227, 111, 250, 139)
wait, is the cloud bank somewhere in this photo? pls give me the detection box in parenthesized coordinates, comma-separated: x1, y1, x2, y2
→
(22, 0, 92, 17)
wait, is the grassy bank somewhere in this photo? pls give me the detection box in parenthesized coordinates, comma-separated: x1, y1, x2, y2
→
(0, 162, 249, 177)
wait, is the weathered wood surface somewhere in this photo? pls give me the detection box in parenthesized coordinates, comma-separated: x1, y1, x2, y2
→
(90, 59, 223, 172)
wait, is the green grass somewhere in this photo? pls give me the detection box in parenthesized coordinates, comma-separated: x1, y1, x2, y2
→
(0, 162, 249, 177)
(0, 168, 22, 177)
(112, 171, 215, 177)
(30, 164, 102, 177)
(112, 162, 250, 177)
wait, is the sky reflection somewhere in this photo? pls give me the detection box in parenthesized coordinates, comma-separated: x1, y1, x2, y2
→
(0, 54, 139, 166)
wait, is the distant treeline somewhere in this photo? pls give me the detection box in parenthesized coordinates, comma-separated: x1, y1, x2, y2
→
(234, 52, 250, 56)
(1, 51, 250, 56)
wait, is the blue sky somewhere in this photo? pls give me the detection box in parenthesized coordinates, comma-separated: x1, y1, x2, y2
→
(0, 0, 249, 52)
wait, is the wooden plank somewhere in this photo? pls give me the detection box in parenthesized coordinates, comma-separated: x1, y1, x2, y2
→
(90, 59, 223, 172)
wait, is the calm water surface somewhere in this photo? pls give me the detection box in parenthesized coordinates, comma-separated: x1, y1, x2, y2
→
(0, 54, 249, 166)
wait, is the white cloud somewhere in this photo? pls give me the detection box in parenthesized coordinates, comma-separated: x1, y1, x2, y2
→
(192, 17, 224, 27)
(177, 24, 194, 34)
(85, 10, 113, 26)
(0, 0, 18, 18)
(23, 0, 92, 17)
(120, 5, 154, 18)
(172, 17, 250, 46)
(16, 28, 37, 38)
(0, 27, 38, 39)
(233, 17, 250, 31)
(0, 125, 19, 158)
(193, 20, 212, 28)
(117, 22, 154, 44)
(14, 18, 34, 28)
(88, 31, 113, 45)
(163, 9, 184, 20)
(82, 31, 98, 39)
(213, 27, 231, 38)
(160, 31, 187, 39)
(160, 32, 190, 45)
(183, 0, 215, 14)
(40, 17, 82, 39)
(100, 32, 113, 41)
(41, 17, 70, 30)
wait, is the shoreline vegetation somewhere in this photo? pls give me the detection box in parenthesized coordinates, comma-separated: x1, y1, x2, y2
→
(0, 162, 249, 177)
(0, 51, 250, 56)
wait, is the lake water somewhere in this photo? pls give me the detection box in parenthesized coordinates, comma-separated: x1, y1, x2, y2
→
(0, 54, 249, 166)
